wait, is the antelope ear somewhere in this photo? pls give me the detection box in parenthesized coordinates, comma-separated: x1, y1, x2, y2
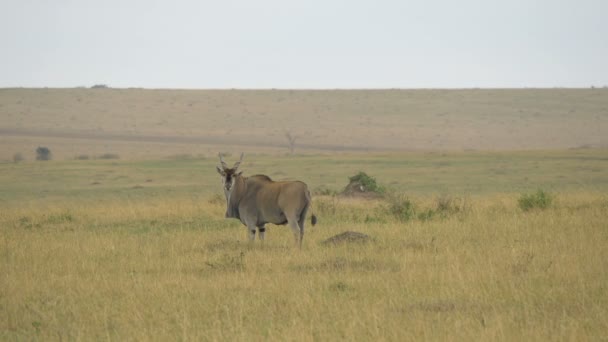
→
(216, 166, 226, 176)
(236, 171, 243, 177)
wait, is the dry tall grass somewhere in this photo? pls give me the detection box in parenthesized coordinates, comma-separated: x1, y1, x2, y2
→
(2, 193, 607, 340)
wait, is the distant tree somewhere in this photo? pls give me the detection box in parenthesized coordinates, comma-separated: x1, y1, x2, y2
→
(36, 146, 52, 161)
(13, 152, 24, 163)
(91, 84, 109, 89)
(285, 131, 297, 155)
(98, 153, 120, 160)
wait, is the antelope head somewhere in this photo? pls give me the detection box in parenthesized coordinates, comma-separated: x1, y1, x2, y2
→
(216, 152, 244, 194)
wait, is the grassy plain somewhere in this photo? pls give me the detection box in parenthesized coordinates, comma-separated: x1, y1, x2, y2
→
(1, 88, 608, 340)
(2, 151, 608, 340)
(2, 150, 608, 205)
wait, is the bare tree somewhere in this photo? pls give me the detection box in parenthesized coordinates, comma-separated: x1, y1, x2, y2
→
(285, 131, 297, 155)
(13, 153, 24, 163)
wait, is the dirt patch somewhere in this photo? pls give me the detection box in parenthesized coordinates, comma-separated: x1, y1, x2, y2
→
(321, 231, 372, 245)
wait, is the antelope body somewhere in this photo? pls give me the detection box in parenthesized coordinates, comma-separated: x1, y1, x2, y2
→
(216, 153, 316, 247)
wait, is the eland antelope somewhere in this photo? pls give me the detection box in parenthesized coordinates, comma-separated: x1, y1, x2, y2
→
(216, 153, 317, 248)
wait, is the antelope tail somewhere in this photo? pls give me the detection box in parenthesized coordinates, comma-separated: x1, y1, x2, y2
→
(306, 189, 317, 226)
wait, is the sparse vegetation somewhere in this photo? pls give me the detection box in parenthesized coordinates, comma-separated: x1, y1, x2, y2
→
(12, 152, 24, 163)
(1, 88, 606, 160)
(417, 208, 436, 221)
(97, 153, 120, 160)
(433, 194, 469, 218)
(383, 194, 470, 222)
(166, 153, 197, 160)
(518, 190, 554, 211)
(313, 185, 337, 196)
(436, 194, 460, 212)
(386, 193, 416, 221)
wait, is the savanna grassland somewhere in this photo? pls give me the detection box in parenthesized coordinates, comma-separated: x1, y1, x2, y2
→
(1, 88, 608, 340)
(2, 152, 608, 341)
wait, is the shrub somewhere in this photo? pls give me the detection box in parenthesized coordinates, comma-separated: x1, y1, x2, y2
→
(75, 154, 90, 160)
(46, 212, 74, 224)
(518, 190, 554, 211)
(386, 194, 416, 221)
(435, 195, 468, 216)
(347, 172, 385, 194)
(98, 153, 120, 160)
(35, 146, 52, 161)
(417, 209, 436, 221)
(13, 153, 24, 163)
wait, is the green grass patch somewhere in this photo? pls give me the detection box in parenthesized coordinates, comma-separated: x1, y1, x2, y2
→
(518, 190, 554, 211)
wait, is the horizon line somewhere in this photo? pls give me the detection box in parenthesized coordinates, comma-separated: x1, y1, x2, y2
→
(2, 85, 607, 91)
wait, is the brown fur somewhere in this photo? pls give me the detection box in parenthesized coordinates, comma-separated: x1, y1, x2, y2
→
(217, 155, 316, 248)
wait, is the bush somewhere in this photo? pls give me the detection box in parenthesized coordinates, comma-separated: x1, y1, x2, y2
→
(347, 172, 385, 194)
(386, 194, 416, 221)
(98, 153, 120, 160)
(13, 153, 24, 163)
(35, 147, 52, 161)
(518, 190, 554, 211)
(417, 209, 436, 221)
(435, 195, 468, 216)
(75, 154, 90, 160)
(385, 194, 470, 222)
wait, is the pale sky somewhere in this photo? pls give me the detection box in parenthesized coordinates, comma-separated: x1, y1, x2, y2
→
(1, 0, 607, 89)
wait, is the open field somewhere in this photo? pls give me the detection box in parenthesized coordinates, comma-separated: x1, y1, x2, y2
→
(2, 88, 608, 340)
(2, 151, 608, 340)
(1, 88, 608, 160)
(2, 150, 608, 205)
